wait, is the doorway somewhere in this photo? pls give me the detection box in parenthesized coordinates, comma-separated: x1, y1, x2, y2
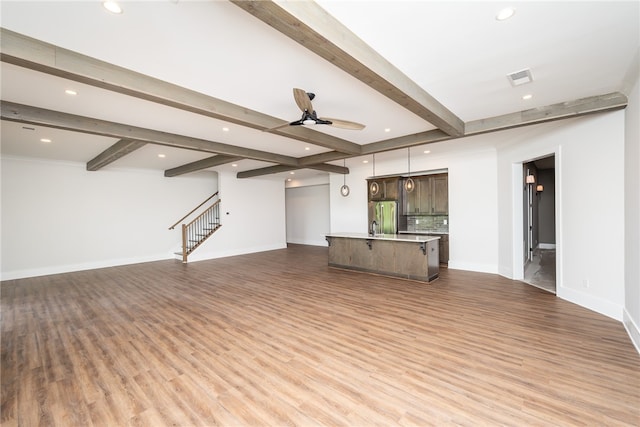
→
(522, 155, 556, 293)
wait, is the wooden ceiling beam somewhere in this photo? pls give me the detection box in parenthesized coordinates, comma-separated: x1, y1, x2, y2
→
(465, 92, 628, 135)
(86, 139, 146, 171)
(164, 155, 243, 177)
(237, 162, 348, 179)
(231, 0, 464, 137)
(238, 165, 298, 179)
(0, 28, 362, 155)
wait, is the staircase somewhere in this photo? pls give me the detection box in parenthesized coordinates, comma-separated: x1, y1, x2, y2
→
(169, 192, 222, 263)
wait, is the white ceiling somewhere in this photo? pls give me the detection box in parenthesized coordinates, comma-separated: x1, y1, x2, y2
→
(1, 1, 638, 180)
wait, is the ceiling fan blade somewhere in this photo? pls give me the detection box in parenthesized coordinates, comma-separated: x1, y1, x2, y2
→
(293, 88, 314, 113)
(321, 117, 366, 130)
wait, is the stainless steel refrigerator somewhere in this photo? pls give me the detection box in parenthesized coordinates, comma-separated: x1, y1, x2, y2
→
(368, 201, 398, 234)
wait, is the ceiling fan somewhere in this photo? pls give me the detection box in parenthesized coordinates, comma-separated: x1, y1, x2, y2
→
(267, 88, 366, 131)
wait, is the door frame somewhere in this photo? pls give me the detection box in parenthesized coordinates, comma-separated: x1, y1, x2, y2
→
(512, 149, 561, 292)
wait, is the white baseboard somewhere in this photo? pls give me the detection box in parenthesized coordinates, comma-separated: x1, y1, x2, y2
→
(286, 238, 328, 247)
(186, 243, 287, 263)
(0, 253, 174, 281)
(556, 285, 623, 321)
(447, 260, 499, 275)
(623, 309, 640, 355)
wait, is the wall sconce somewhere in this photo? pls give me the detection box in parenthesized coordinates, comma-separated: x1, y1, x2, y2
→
(536, 184, 544, 193)
(525, 174, 535, 185)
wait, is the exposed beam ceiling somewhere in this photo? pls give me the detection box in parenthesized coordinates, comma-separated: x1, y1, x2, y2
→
(0, 27, 362, 155)
(0, 3, 633, 180)
(1, 100, 350, 176)
(230, 0, 465, 137)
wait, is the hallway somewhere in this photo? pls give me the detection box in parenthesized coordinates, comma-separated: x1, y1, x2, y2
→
(524, 248, 556, 293)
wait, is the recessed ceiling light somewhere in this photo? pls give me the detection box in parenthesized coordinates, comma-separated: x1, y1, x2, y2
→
(222, 127, 229, 132)
(423, 150, 431, 154)
(362, 160, 369, 164)
(158, 154, 166, 158)
(103, 1, 123, 14)
(287, 178, 292, 182)
(232, 164, 238, 167)
(289, 172, 295, 175)
(65, 89, 77, 96)
(496, 7, 515, 21)
(522, 94, 533, 100)
(384, 128, 391, 133)
(305, 147, 310, 151)
(40, 138, 52, 143)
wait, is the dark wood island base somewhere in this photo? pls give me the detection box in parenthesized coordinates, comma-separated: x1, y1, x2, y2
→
(325, 233, 440, 282)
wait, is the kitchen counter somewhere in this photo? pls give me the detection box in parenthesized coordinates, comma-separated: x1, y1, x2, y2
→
(325, 233, 440, 282)
(326, 232, 441, 242)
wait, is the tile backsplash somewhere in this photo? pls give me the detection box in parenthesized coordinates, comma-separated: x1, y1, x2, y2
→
(405, 215, 449, 233)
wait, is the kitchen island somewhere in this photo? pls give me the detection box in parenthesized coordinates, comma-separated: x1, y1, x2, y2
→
(325, 233, 440, 282)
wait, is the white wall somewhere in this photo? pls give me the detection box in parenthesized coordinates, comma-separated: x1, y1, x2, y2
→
(447, 148, 499, 274)
(624, 68, 640, 350)
(1, 156, 217, 279)
(184, 171, 287, 262)
(495, 111, 626, 320)
(285, 184, 330, 246)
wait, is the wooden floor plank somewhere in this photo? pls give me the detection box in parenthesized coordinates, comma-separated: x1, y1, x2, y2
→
(1, 244, 638, 426)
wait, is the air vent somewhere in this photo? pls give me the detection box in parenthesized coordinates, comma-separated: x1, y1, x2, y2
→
(507, 68, 533, 86)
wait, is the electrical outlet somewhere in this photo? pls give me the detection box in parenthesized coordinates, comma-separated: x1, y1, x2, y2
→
(583, 279, 590, 288)
(443, 219, 447, 225)
(416, 220, 419, 225)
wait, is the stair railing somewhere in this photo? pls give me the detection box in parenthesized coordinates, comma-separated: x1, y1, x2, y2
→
(169, 192, 221, 262)
(168, 191, 218, 230)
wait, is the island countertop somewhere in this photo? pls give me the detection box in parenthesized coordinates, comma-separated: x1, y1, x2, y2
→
(326, 232, 440, 243)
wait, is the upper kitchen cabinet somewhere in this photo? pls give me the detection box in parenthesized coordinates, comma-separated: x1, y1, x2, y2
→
(431, 174, 448, 214)
(368, 177, 400, 201)
(402, 174, 448, 215)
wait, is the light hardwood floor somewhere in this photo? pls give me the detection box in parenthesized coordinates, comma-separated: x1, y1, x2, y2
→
(2, 245, 638, 426)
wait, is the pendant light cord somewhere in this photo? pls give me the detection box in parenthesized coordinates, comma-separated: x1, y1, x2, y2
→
(343, 159, 346, 185)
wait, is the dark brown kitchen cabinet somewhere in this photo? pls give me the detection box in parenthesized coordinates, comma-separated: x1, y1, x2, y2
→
(428, 233, 449, 265)
(431, 174, 448, 214)
(402, 174, 448, 214)
(368, 177, 399, 201)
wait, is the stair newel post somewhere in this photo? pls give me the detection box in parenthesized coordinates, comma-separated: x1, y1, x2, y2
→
(181, 224, 188, 263)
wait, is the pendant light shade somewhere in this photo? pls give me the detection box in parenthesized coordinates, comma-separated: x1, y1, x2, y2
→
(404, 148, 415, 193)
(404, 177, 415, 192)
(340, 158, 350, 197)
(370, 154, 380, 195)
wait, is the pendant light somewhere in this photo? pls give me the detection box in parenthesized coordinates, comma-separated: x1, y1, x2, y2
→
(404, 147, 415, 193)
(340, 158, 350, 197)
(369, 154, 380, 195)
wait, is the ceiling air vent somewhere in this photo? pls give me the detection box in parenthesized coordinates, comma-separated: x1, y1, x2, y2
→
(507, 68, 533, 86)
